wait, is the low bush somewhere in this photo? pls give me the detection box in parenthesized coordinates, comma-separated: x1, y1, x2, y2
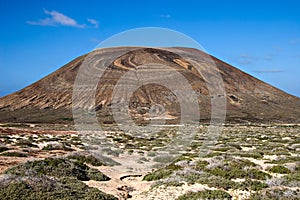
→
(176, 189, 232, 200)
(87, 168, 110, 181)
(0, 151, 27, 157)
(267, 156, 300, 164)
(239, 179, 268, 191)
(213, 147, 232, 152)
(205, 158, 270, 180)
(194, 160, 209, 171)
(42, 143, 73, 151)
(248, 169, 271, 180)
(0, 146, 9, 153)
(267, 165, 291, 174)
(249, 188, 299, 200)
(143, 164, 181, 181)
(0, 175, 117, 200)
(4, 157, 110, 181)
(196, 175, 239, 190)
(233, 152, 264, 159)
(143, 169, 173, 181)
(15, 139, 38, 148)
(203, 152, 223, 158)
(282, 170, 300, 187)
(67, 154, 105, 166)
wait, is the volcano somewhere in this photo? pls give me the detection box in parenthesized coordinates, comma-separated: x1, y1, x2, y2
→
(0, 47, 299, 124)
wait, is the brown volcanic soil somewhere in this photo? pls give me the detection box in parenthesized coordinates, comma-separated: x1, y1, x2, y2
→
(0, 46, 299, 124)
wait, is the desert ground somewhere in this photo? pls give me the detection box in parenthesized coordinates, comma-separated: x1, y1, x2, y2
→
(0, 123, 299, 199)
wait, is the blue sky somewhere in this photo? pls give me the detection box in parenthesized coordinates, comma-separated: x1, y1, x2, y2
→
(1, 0, 300, 97)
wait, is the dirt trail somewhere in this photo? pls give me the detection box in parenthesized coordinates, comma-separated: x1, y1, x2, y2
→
(84, 153, 155, 199)
(85, 165, 152, 199)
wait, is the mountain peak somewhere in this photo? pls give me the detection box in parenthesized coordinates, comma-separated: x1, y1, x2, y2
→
(0, 47, 299, 124)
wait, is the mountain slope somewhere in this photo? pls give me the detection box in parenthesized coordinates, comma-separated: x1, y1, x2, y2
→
(0, 47, 299, 124)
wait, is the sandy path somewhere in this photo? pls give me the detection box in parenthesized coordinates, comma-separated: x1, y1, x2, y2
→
(85, 153, 155, 199)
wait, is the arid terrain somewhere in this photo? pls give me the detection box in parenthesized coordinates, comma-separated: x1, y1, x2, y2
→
(0, 123, 299, 199)
(0, 47, 299, 199)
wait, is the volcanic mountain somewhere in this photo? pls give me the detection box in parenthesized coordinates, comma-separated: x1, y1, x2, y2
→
(0, 47, 299, 124)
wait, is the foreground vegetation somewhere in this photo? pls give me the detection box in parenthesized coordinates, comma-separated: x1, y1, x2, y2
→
(0, 156, 117, 200)
(140, 124, 300, 199)
(0, 123, 299, 199)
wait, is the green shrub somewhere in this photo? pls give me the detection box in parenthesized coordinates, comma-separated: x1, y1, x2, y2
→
(176, 189, 232, 200)
(205, 158, 270, 180)
(181, 171, 205, 184)
(194, 160, 209, 170)
(213, 147, 232, 152)
(143, 169, 173, 181)
(229, 144, 242, 150)
(208, 167, 246, 179)
(267, 156, 300, 164)
(203, 152, 223, 158)
(283, 170, 300, 186)
(249, 188, 299, 200)
(239, 179, 268, 191)
(1, 151, 27, 157)
(248, 169, 271, 180)
(0, 146, 9, 153)
(67, 154, 105, 166)
(4, 157, 110, 181)
(128, 149, 134, 155)
(152, 180, 184, 188)
(0, 137, 12, 144)
(233, 152, 264, 159)
(87, 168, 110, 181)
(61, 117, 73, 121)
(1, 156, 114, 199)
(267, 165, 291, 174)
(147, 152, 156, 157)
(0, 176, 117, 200)
(42, 144, 73, 151)
(177, 170, 238, 190)
(173, 154, 194, 163)
(143, 163, 181, 181)
(15, 139, 38, 148)
(196, 175, 239, 190)
(112, 137, 123, 142)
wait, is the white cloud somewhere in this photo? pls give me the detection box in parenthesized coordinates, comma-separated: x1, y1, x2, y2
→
(160, 14, 171, 18)
(27, 9, 85, 28)
(87, 18, 99, 28)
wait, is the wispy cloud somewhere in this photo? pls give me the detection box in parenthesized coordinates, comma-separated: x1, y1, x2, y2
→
(263, 55, 273, 61)
(160, 14, 171, 18)
(27, 9, 86, 28)
(90, 38, 101, 43)
(87, 18, 99, 28)
(272, 46, 283, 53)
(253, 69, 284, 73)
(290, 38, 300, 44)
(237, 54, 258, 65)
(236, 53, 274, 66)
(294, 53, 300, 57)
(236, 52, 283, 74)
